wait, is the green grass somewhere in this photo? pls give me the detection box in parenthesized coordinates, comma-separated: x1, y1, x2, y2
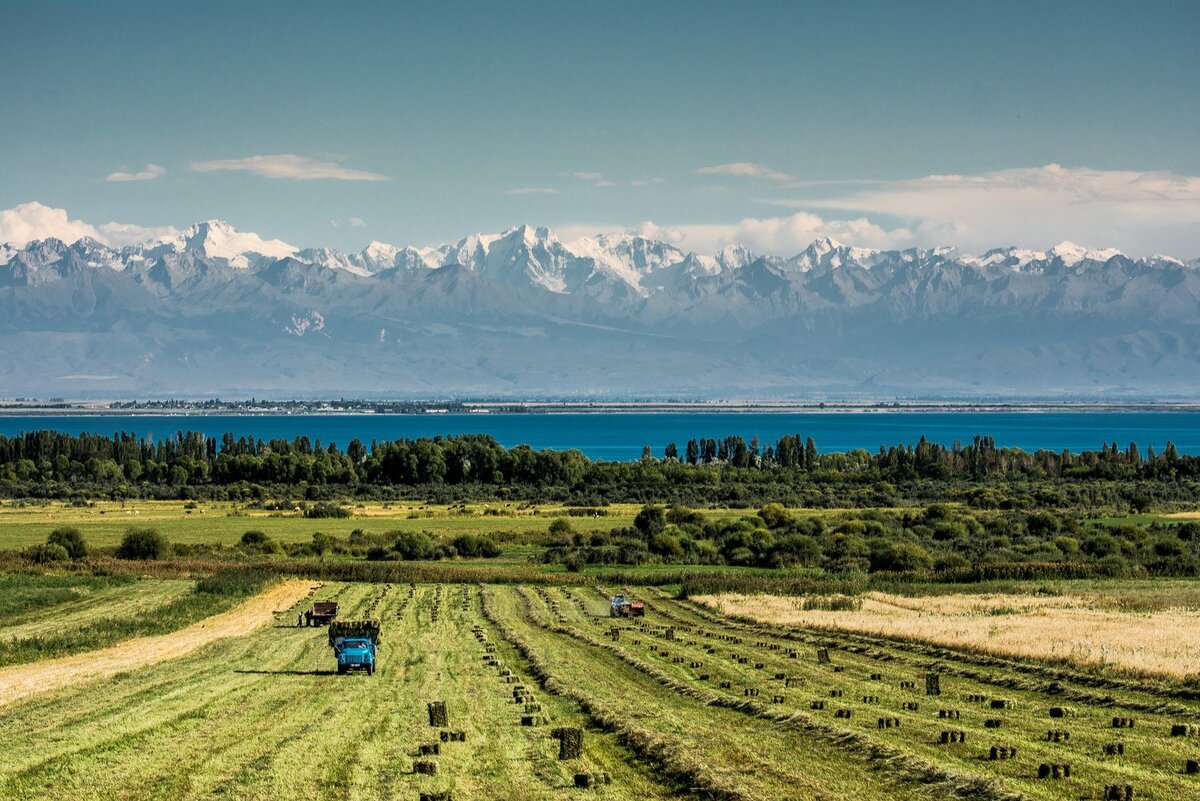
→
(4, 576, 1200, 799)
(0, 570, 272, 667)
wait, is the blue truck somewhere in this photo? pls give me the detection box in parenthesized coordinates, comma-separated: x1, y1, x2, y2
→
(328, 619, 380, 675)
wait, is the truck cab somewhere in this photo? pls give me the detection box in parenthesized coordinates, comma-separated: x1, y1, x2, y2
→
(328, 619, 380, 676)
(333, 636, 376, 675)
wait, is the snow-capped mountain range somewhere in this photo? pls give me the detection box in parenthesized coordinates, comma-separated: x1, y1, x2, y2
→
(1, 220, 1198, 398)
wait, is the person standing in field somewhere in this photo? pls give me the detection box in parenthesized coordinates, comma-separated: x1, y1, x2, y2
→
(298, 611, 304, 627)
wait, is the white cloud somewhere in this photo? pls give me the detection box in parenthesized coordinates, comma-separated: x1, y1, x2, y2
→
(0, 202, 176, 248)
(331, 217, 368, 228)
(695, 162, 795, 182)
(631, 212, 913, 256)
(96, 221, 179, 247)
(105, 164, 166, 182)
(631, 177, 665, 187)
(793, 164, 1200, 257)
(190, 154, 388, 181)
(594, 180, 616, 188)
(504, 187, 558, 195)
(561, 171, 604, 181)
(0, 202, 100, 246)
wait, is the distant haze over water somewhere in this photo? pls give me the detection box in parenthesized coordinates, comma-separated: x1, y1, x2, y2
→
(2, 412, 1199, 460)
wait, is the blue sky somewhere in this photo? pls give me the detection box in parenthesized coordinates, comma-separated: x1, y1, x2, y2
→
(2, 0, 1198, 256)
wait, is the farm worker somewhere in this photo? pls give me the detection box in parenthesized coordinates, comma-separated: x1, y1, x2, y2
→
(297, 612, 304, 627)
(305, 609, 313, 627)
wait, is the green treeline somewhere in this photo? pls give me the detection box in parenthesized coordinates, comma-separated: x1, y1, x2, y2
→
(0, 431, 1197, 511)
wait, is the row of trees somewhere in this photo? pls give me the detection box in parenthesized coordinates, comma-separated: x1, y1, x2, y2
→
(1, 431, 1198, 511)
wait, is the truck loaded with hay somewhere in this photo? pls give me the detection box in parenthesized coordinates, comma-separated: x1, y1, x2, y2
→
(328, 619, 380, 675)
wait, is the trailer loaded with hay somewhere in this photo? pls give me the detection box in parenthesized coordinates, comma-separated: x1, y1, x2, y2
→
(329, 619, 381, 675)
(609, 594, 645, 618)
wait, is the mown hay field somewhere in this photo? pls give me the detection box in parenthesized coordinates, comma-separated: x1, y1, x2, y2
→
(697, 584, 1200, 680)
(3, 576, 1200, 800)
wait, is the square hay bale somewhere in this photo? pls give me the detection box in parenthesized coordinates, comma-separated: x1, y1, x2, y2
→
(877, 717, 900, 729)
(744, 688, 759, 697)
(1046, 729, 1070, 742)
(832, 666, 844, 673)
(427, 701, 449, 728)
(1102, 742, 1125, 756)
(1185, 759, 1199, 774)
(1036, 763, 1070, 779)
(1103, 786, 1134, 801)
(417, 743, 440, 756)
(835, 708, 852, 719)
(862, 695, 880, 704)
(771, 695, 786, 704)
(719, 681, 732, 689)
(988, 745, 1017, 760)
(811, 700, 826, 710)
(1170, 723, 1197, 737)
(413, 760, 438, 775)
(829, 689, 844, 698)
(870, 673, 884, 681)
(816, 648, 831, 664)
(552, 727, 584, 760)
(938, 709, 960, 720)
(901, 702, 920, 711)
(1112, 717, 1135, 729)
(925, 673, 941, 696)
(898, 680, 915, 690)
(419, 793, 452, 801)
(967, 694, 988, 703)
(990, 699, 1014, 710)
(1049, 706, 1075, 718)
(785, 677, 804, 688)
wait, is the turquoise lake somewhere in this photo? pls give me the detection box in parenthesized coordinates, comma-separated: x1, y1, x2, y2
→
(1, 412, 1198, 460)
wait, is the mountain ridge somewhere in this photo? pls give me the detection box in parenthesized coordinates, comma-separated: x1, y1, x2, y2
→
(1, 220, 1198, 398)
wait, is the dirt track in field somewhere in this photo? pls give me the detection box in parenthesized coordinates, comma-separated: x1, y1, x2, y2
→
(0, 579, 315, 707)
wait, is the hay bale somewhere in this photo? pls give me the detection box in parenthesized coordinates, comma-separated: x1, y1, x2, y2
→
(988, 745, 1017, 760)
(1102, 742, 1125, 756)
(419, 793, 452, 801)
(1185, 759, 1199, 774)
(939, 730, 966, 744)
(771, 694, 786, 704)
(413, 760, 438, 775)
(785, 677, 804, 687)
(520, 715, 544, 727)
(898, 680, 915, 690)
(1103, 786, 1134, 801)
(990, 699, 1014, 710)
(427, 701, 449, 727)
(552, 727, 584, 760)
(877, 717, 900, 729)
(1049, 706, 1075, 718)
(835, 708, 852, 719)
(816, 648, 830, 664)
(938, 709, 960, 720)
(829, 689, 844, 698)
(743, 688, 759, 697)
(862, 695, 880, 704)
(1036, 763, 1070, 779)
(967, 694, 987, 703)
(1112, 716, 1136, 729)
(1046, 729, 1070, 742)
(925, 673, 941, 696)
(1171, 723, 1197, 737)
(810, 700, 826, 710)
(417, 743, 440, 756)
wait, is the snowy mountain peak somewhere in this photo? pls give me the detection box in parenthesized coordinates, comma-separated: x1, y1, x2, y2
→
(157, 219, 297, 268)
(1047, 241, 1123, 266)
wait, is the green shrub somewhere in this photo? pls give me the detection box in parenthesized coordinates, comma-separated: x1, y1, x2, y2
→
(117, 527, 168, 560)
(47, 526, 88, 559)
(24, 542, 70, 564)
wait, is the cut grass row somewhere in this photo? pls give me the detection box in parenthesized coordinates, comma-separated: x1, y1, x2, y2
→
(556, 586, 1200, 800)
(0, 582, 687, 801)
(0, 572, 272, 668)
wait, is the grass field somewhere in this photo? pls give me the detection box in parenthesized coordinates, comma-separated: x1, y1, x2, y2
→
(697, 582, 1200, 680)
(3, 577, 1200, 800)
(0, 500, 839, 550)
